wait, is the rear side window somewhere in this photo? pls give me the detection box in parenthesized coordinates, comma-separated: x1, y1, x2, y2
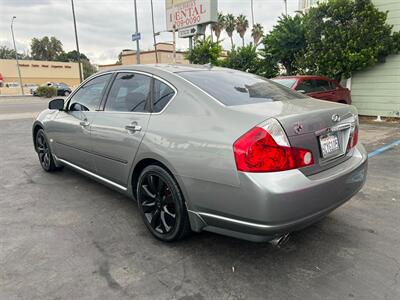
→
(105, 72, 151, 112)
(179, 70, 306, 106)
(153, 79, 175, 113)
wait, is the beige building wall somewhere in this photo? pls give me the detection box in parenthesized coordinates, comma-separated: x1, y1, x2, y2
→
(99, 43, 188, 71)
(0, 59, 80, 86)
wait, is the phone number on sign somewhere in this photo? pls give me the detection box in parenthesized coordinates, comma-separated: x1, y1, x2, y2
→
(174, 16, 201, 28)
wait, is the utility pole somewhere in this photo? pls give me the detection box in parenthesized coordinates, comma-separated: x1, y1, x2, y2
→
(284, 0, 288, 16)
(150, 0, 158, 63)
(188, 36, 193, 63)
(172, 25, 176, 63)
(71, 0, 83, 83)
(11, 16, 24, 95)
(133, 0, 140, 64)
(251, 0, 255, 26)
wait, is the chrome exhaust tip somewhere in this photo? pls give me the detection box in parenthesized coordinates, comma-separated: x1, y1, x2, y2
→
(269, 233, 290, 247)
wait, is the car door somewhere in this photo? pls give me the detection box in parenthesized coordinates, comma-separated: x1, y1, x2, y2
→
(50, 73, 112, 171)
(89, 72, 153, 186)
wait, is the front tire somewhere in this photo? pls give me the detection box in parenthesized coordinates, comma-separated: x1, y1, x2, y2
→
(137, 165, 191, 242)
(35, 129, 59, 172)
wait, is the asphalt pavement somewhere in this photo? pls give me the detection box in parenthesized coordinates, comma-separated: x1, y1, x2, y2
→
(0, 96, 399, 300)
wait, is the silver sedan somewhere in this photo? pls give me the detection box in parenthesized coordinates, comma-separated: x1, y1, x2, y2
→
(32, 64, 368, 242)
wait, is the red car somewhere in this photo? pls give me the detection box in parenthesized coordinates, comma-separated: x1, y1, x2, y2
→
(272, 75, 351, 104)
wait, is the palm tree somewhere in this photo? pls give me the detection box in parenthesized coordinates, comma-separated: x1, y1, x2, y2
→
(224, 14, 236, 49)
(236, 14, 249, 47)
(251, 23, 264, 45)
(212, 13, 225, 42)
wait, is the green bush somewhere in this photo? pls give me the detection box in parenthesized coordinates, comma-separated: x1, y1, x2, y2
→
(36, 86, 57, 98)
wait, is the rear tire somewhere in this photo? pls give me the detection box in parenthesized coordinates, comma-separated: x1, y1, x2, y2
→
(35, 129, 59, 172)
(137, 165, 191, 242)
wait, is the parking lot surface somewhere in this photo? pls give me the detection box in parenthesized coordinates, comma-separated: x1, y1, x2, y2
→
(1, 96, 399, 299)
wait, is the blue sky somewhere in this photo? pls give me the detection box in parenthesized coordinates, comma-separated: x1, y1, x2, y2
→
(0, 0, 298, 64)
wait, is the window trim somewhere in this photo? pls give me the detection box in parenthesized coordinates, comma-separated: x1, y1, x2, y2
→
(64, 70, 177, 115)
(66, 72, 114, 111)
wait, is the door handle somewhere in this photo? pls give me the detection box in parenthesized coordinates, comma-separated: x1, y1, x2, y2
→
(79, 119, 90, 127)
(125, 124, 142, 132)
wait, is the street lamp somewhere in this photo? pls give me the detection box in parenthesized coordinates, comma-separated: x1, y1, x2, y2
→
(10, 16, 24, 95)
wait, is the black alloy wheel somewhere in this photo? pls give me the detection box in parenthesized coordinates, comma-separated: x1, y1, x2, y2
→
(36, 129, 58, 172)
(137, 165, 191, 242)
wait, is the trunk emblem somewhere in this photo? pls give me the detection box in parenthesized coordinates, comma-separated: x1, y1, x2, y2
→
(332, 114, 341, 122)
(294, 123, 303, 134)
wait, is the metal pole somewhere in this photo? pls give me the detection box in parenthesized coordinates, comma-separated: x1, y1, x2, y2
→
(284, 0, 288, 16)
(134, 0, 140, 64)
(11, 17, 24, 95)
(150, 0, 158, 63)
(172, 25, 176, 63)
(251, 0, 255, 26)
(188, 36, 193, 64)
(71, 0, 83, 83)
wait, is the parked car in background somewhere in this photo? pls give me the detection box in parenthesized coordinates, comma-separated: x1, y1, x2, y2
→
(33, 82, 72, 97)
(32, 65, 367, 243)
(0, 72, 3, 87)
(272, 75, 351, 104)
(24, 83, 39, 95)
(5, 82, 20, 88)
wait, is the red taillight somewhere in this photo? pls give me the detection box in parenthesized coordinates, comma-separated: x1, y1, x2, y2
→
(348, 124, 359, 150)
(233, 120, 314, 172)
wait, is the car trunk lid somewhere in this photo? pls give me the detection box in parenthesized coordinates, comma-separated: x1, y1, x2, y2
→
(229, 98, 358, 175)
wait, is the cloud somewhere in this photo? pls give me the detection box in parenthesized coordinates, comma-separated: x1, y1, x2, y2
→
(0, 0, 298, 64)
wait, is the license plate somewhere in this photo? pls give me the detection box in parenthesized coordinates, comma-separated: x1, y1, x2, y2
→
(319, 133, 340, 157)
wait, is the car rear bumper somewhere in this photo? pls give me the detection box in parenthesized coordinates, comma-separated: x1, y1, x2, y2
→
(186, 143, 368, 242)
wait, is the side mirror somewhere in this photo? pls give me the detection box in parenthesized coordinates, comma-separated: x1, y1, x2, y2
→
(297, 89, 306, 94)
(48, 98, 65, 110)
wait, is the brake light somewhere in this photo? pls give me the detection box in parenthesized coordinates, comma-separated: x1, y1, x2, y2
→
(233, 119, 314, 172)
(348, 124, 359, 149)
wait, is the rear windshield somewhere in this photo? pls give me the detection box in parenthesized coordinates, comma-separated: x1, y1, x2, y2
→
(178, 70, 306, 106)
(271, 78, 297, 89)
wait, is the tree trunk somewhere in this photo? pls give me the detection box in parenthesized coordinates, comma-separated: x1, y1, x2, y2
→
(230, 36, 234, 49)
(242, 38, 244, 47)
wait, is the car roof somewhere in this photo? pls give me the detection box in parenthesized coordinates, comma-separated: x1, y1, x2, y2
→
(274, 75, 333, 80)
(97, 64, 222, 75)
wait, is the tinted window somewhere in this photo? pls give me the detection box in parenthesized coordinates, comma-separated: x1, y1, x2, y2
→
(271, 78, 297, 88)
(295, 80, 315, 93)
(179, 70, 306, 106)
(314, 79, 331, 92)
(105, 72, 151, 112)
(153, 79, 175, 112)
(330, 81, 339, 89)
(69, 74, 111, 111)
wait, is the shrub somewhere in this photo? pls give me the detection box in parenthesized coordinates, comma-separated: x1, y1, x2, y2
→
(221, 45, 279, 78)
(185, 36, 222, 65)
(36, 86, 57, 98)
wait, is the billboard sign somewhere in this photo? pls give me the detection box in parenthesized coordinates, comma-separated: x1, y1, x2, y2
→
(166, 0, 217, 31)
